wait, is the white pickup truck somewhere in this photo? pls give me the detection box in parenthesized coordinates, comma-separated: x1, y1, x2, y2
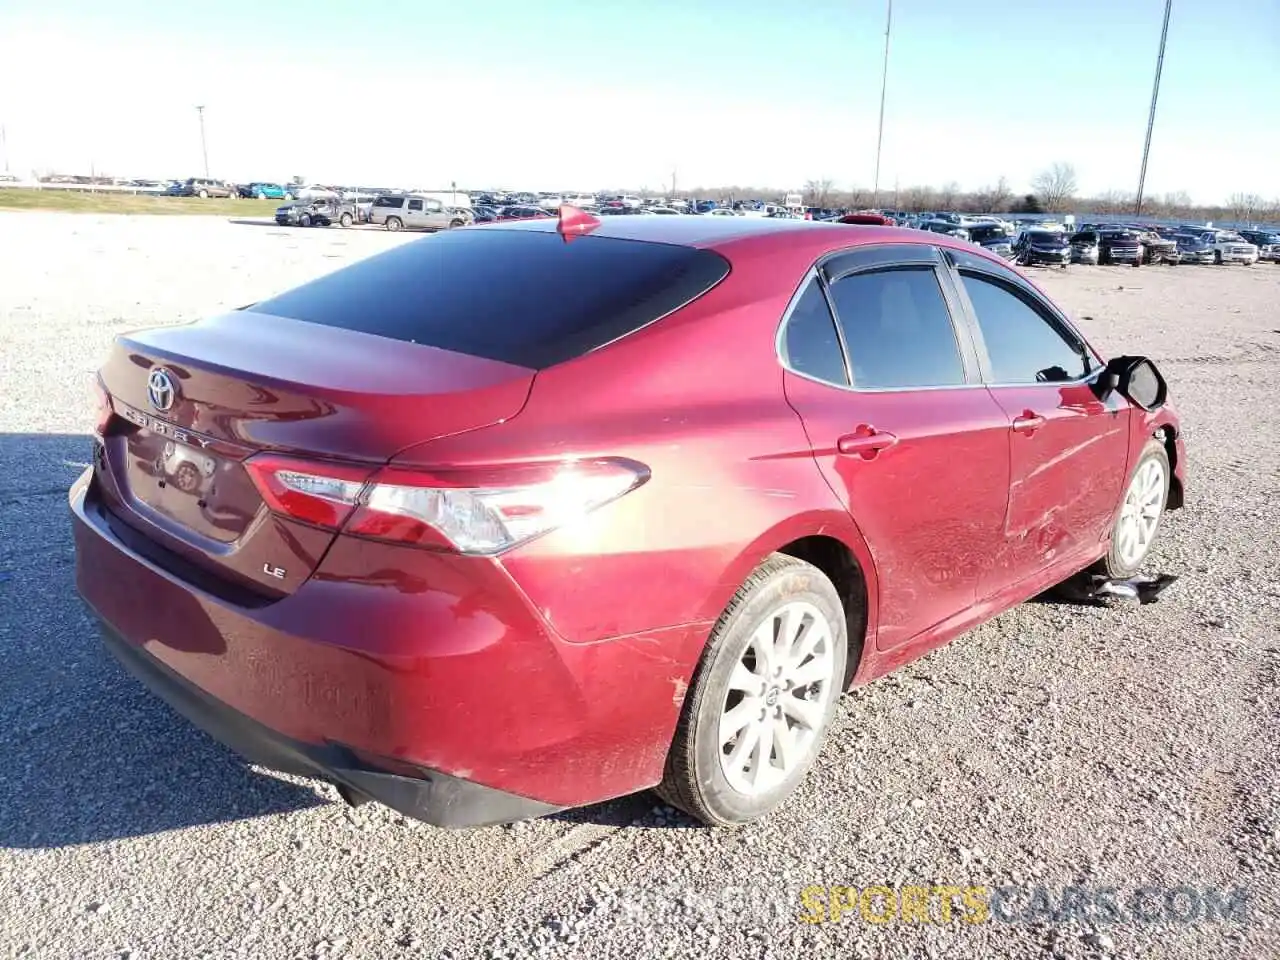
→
(1200, 230, 1258, 265)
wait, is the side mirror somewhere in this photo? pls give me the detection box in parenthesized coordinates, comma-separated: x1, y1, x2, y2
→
(1099, 355, 1168, 410)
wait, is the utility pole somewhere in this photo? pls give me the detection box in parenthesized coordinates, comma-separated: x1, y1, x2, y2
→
(1, 123, 9, 175)
(871, 0, 893, 209)
(1135, 0, 1172, 216)
(195, 105, 209, 178)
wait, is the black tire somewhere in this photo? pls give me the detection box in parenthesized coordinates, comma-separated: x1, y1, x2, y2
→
(299, 213, 312, 227)
(339, 212, 353, 228)
(1098, 438, 1171, 580)
(386, 216, 403, 232)
(449, 218, 465, 229)
(198, 189, 209, 199)
(658, 553, 848, 826)
(256, 190, 267, 200)
(1214, 250, 1223, 265)
(1132, 257, 1141, 268)
(283, 192, 294, 201)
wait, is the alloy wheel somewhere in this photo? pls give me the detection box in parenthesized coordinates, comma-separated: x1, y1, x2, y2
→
(1115, 458, 1165, 568)
(718, 601, 836, 796)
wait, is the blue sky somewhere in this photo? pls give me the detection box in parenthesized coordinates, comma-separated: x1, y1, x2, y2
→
(0, 0, 1275, 202)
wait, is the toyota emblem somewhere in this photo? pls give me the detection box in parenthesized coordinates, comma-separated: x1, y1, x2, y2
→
(147, 368, 176, 411)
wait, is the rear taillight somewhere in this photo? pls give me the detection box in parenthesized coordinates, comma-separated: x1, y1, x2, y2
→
(92, 378, 113, 437)
(245, 455, 648, 555)
(244, 455, 376, 529)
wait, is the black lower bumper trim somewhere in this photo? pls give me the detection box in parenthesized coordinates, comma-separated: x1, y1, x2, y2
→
(97, 623, 564, 828)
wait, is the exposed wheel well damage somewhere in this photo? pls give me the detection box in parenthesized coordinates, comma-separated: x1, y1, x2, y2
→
(777, 535, 868, 687)
(1156, 425, 1183, 510)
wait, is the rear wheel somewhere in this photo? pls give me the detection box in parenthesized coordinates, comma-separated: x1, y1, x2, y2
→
(299, 213, 312, 227)
(386, 216, 403, 232)
(1099, 439, 1170, 579)
(658, 554, 847, 826)
(1215, 250, 1223, 265)
(450, 218, 465, 229)
(198, 189, 209, 199)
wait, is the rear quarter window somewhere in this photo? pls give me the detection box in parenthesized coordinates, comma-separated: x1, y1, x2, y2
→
(248, 228, 730, 368)
(373, 196, 405, 208)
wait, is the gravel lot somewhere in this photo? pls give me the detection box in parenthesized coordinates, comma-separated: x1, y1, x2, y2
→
(1, 212, 1277, 960)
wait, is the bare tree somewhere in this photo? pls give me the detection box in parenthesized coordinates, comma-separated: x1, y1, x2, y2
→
(1158, 191, 1192, 219)
(937, 181, 960, 210)
(971, 176, 1012, 213)
(1227, 192, 1264, 224)
(1031, 162, 1078, 213)
(803, 178, 834, 207)
(1092, 189, 1135, 215)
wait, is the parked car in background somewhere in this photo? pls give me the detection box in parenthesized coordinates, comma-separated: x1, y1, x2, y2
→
(967, 224, 1014, 260)
(1199, 231, 1258, 265)
(1239, 229, 1280, 263)
(1013, 230, 1071, 268)
(368, 194, 473, 232)
(1129, 229, 1180, 264)
(274, 199, 357, 228)
(920, 220, 971, 241)
(496, 205, 553, 221)
(1068, 230, 1101, 264)
(1171, 234, 1215, 264)
(1097, 229, 1144, 267)
(239, 182, 291, 200)
(649, 207, 682, 215)
(180, 177, 237, 199)
(294, 185, 341, 201)
(470, 205, 501, 223)
(73, 216, 1185, 831)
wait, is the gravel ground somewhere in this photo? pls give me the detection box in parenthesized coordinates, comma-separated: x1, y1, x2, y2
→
(1, 212, 1277, 960)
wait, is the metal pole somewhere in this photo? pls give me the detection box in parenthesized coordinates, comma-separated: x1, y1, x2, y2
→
(1134, 0, 1172, 216)
(871, 0, 893, 208)
(1, 124, 8, 174)
(196, 105, 209, 178)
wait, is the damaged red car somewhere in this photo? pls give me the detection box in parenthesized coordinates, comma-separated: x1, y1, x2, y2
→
(72, 214, 1185, 827)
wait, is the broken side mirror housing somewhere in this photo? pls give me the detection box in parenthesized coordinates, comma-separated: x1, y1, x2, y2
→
(1103, 355, 1168, 410)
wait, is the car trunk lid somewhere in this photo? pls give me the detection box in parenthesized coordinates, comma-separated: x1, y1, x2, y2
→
(96, 310, 534, 597)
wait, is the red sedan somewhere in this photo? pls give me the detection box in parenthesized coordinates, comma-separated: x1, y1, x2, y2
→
(72, 214, 1185, 827)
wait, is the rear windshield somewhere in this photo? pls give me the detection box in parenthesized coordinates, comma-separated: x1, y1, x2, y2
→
(1027, 231, 1063, 243)
(373, 196, 405, 208)
(248, 228, 730, 368)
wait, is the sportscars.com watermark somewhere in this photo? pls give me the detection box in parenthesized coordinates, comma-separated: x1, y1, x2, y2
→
(612, 883, 1248, 928)
(799, 885, 1248, 925)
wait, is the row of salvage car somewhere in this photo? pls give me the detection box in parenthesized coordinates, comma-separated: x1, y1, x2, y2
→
(923, 218, 1277, 269)
(269, 193, 1280, 274)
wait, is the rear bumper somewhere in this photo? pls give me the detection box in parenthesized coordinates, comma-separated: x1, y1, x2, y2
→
(97, 620, 561, 826)
(70, 469, 705, 820)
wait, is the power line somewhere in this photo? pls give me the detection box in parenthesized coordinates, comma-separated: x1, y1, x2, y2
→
(1134, 0, 1172, 216)
(871, 0, 893, 208)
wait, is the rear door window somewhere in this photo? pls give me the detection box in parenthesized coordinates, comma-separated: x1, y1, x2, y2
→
(826, 267, 965, 389)
(408, 198, 423, 212)
(781, 281, 848, 386)
(248, 229, 730, 369)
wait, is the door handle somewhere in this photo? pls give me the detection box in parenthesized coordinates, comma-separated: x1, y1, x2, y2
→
(1011, 411, 1046, 434)
(836, 427, 898, 458)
